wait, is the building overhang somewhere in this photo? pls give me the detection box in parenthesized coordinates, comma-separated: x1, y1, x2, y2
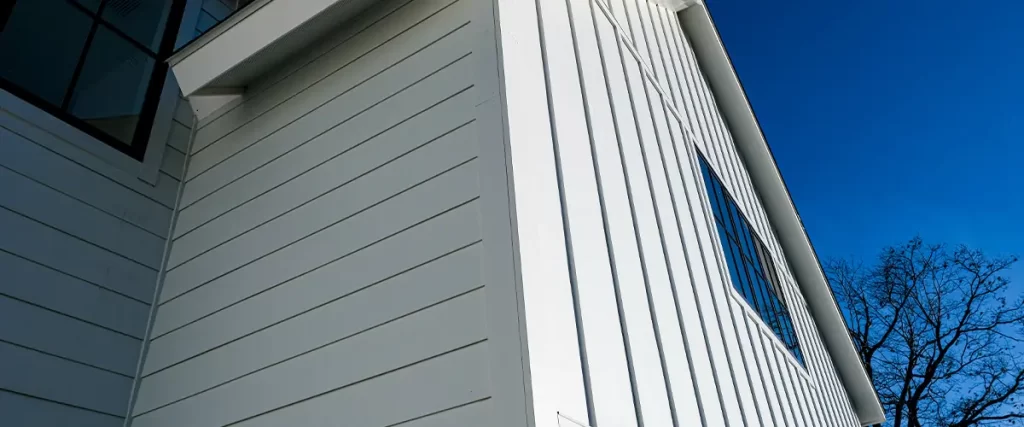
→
(168, 0, 381, 98)
(666, 0, 886, 424)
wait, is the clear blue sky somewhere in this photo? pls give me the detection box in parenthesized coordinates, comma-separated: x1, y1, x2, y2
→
(706, 0, 1024, 283)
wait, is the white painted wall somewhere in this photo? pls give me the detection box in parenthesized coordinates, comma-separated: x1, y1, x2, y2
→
(493, 0, 865, 426)
(130, 0, 522, 425)
(0, 0, 870, 425)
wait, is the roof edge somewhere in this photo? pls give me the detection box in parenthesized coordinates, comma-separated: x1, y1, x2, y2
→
(675, 2, 885, 425)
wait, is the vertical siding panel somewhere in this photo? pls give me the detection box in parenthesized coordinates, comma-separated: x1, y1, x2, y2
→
(657, 9, 699, 139)
(648, 5, 685, 111)
(610, 52, 683, 427)
(786, 282, 845, 427)
(718, 130, 774, 264)
(622, 40, 721, 427)
(797, 368, 829, 427)
(742, 315, 785, 427)
(668, 128, 750, 425)
(731, 312, 776, 427)
(592, 3, 730, 426)
(788, 273, 857, 426)
(494, 0, 591, 423)
(571, 2, 686, 426)
(536, 1, 639, 426)
(660, 14, 713, 162)
(656, 107, 729, 427)
(666, 9, 869, 426)
(758, 327, 798, 427)
(672, 26, 729, 189)
(622, 0, 656, 82)
(674, 24, 737, 216)
(682, 104, 776, 427)
(773, 344, 809, 427)
(786, 363, 816, 427)
(518, 3, 870, 426)
(676, 140, 764, 427)
(644, 101, 710, 427)
(637, 1, 665, 85)
(817, 324, 862, 426)
(605, 0, 632, 46)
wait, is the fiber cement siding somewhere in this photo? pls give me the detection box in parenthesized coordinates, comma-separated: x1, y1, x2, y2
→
(496, 0, 864, 426)
(131, 0, 500, 425)
(0, 87, 190, 424)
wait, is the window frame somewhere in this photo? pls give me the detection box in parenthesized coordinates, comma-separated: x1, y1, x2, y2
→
(0, 0, 187, 161)
(696, 151, 807, 367)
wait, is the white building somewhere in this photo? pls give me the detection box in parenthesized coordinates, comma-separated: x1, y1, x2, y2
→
(0, 0, 884, 426)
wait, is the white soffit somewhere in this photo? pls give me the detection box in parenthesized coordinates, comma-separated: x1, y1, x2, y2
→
(168, 0, 380, 97)
(651, 0, 702, 12)
(676, 2, 886, 425)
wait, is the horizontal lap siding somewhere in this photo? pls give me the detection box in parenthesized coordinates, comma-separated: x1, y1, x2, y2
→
(132, 0, 493, 425)
(1, 83, 188, 420)
(516, 0, 861, 426)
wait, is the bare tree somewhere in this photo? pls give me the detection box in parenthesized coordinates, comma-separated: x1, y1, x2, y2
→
(828, 237, 1022, 427)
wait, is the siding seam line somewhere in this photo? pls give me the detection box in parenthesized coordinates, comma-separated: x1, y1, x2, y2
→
(147, 240, 483, 362)
(0, 293, 143, 340)
(385, 397, 492, 427)
(610, 9, 743, 427)
(0, 205, 159, 271)
(589, 3, 714, 426)
(122, 111, 199, 427)
(0, 164, 167, 239)
(0, 118, 176, 209)
(180, 46, 473, 210)
(0, 339, 135, 378)
(572, 1, 683, 426)
(135, 286, 487, 416)
(560, 0, 648, 423)
(193, 0, 430, 133)
(533, 0, 598, 423)
(187, 5, 469, 165)
(0, 388, 125, 419)
(168, 114, 474, 267)
(173, 87, 475, 243)
(0, 248, 151, 305)
(631, 5, 767, 426)
(159, 158, 480, 306)
(220, 339, 491, 427)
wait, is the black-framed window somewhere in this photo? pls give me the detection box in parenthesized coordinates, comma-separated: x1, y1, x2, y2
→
(0, 0, 186, 160)
(698, 154, 806, 365)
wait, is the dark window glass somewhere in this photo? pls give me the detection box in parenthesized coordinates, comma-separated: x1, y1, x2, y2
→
(0, 0, 185, 160)
(0, 0, 93, 104)
(74, 0, 102, 12)
(67, 26, 156, 144)
(101, 1, 173, 52)
(698, 154, 806, 365)
(195, 10, 218, 35)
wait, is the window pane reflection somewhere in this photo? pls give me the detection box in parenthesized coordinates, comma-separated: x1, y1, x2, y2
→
(67, 27, 155, 144)
(102, 1, 173, 52)
(0, 0, 93, 104)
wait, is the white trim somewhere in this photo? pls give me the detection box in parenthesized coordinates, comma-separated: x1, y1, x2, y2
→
(168, 0, 382, 97)
(651, 0, 702, 13)
(0, 89, 170, 191)
(676, 4, 885, 425)
(139, 73, 185, 184)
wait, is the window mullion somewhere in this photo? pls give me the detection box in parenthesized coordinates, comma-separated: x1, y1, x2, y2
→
(60, 0, 109, 109)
